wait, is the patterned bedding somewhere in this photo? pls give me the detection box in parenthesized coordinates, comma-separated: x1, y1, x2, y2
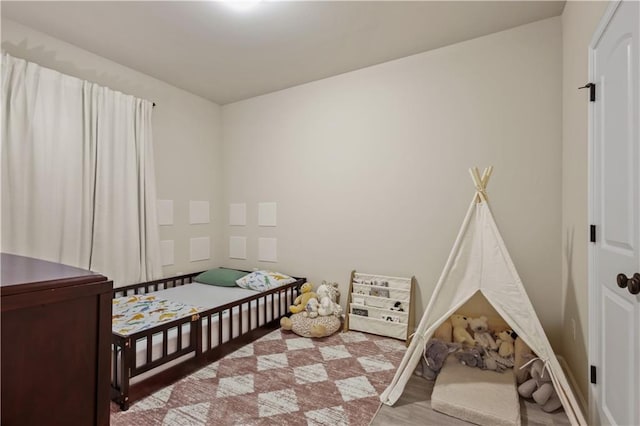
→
(112, 294, 206, 336)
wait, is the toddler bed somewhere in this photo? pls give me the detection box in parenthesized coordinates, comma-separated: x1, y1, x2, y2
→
(110, 269, 305, 410)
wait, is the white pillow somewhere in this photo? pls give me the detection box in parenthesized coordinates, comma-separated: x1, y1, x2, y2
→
(236, 270, 296, 291)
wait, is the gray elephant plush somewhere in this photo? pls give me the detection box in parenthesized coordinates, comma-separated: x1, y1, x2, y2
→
(455, 345, 485, 368)
(419, 338, 460, 380)
(517, 359, 562, 412)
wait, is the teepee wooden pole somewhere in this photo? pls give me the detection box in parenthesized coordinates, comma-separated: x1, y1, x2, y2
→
(470, 167, 486, 203)
(481, 166, 493, 187)
(469, 168, 479, 203)
(469, 166, 493, 203)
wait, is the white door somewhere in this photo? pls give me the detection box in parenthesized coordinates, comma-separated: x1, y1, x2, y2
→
(590, 1, 640, 425)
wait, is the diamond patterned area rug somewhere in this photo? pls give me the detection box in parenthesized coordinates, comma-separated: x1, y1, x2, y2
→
(110, 329, 406, 425)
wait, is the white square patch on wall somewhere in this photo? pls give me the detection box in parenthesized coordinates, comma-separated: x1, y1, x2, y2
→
(190, 237, 211, 262)
(190, 201, 210, 224)
(258, 237, 277, 263)
(258, 202, 277, 227)
(160, 240, 174, 266)
(229, 236, 247, 259)
(157, 200, 174, 226)
(229, 203, 247, 226)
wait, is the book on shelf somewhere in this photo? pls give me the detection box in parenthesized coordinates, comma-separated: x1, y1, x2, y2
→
(370, 288, 390, 298)
(381, 314, 401, 323)
(352, 307, 369, 317)
(354, 279, 389, 287)
(353, 297, 365, 305)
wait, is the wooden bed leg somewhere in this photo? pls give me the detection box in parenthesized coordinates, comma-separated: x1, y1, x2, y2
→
(114, 337, 132, 411)
(121, 338, 132, 410)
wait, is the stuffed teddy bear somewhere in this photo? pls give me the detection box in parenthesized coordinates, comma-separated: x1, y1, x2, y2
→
(289, 282, 318, 314)
(518, 359, 562, 413)
(417, 339, 460, 380)
(469, 316, 498, 351)
(316, 282, 341, 317)
(495, 329, 517, 357)
(450, 314, 476, 345)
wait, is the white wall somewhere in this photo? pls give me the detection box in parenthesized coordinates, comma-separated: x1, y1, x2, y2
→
(1, 19, 224, 280)
(561, 0, 607, 402)
(222, 18, 564, 347)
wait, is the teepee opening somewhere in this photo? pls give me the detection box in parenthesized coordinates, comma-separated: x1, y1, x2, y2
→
(453, 291, 510, 331)
(380, 167, 586, 426)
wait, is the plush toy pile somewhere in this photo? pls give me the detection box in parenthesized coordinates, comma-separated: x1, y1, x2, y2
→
(280, 282, 342, 338)
(448, 315, 518, 372)
(415, 314, 564, 414)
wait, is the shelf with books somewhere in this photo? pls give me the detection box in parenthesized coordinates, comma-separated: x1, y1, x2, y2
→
(349, 303, 408, 323)
(344, 270, 415, 346)
(352, 283, 410, 300)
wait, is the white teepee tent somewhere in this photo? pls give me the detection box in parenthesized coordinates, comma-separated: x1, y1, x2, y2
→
(380, 167, 586, 426)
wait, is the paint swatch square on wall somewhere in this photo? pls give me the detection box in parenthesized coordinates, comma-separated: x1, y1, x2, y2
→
(258, 202, 277, 227)
(190, 237, 210, 262)
(258, 237, 277, 263)
(160, 240, 174, 266)
(157, 200, 174, 226)
(229, 203, 246, 226)
(229, 236, 247, 259)
(190, 201, 210, 224)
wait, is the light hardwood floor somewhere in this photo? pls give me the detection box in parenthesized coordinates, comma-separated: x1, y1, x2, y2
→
(371, 374, 571, 426)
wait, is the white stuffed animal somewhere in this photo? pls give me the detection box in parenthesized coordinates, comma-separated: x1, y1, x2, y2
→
(469, 316, 498, 351)
(316, 282, 341, 317)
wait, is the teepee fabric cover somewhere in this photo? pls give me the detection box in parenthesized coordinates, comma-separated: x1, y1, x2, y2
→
(379, 168, 586, 426)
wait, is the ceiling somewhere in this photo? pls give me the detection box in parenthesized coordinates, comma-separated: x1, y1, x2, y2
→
(1, 1, 565, 105)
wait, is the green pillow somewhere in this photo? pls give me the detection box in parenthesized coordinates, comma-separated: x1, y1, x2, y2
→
(194, 268, 248, 287)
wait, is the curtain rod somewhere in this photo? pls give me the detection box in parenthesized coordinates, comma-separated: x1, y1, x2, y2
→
(3, 53, 159, 108)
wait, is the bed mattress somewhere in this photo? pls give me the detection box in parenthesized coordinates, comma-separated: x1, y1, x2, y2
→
(431, 356, 520, 426)
(112, 295, 204, 336)
(149, 282, 260, 308)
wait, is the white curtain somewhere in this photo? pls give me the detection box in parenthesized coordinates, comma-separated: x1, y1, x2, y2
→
(2, 53, 162, 286)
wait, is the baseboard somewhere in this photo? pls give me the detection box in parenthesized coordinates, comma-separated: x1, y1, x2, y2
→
(556, 355, 588, 420)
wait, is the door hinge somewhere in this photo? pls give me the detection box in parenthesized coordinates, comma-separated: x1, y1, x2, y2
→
(590, 365, 597, 384)
(590, 224, 596, 243)
(578, 83, 596, 102)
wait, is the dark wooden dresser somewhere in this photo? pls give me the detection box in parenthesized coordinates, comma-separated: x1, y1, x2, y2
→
(1, 253, 112, 426)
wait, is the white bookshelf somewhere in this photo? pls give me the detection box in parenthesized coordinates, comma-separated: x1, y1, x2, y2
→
(343, 270, 415, 346)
